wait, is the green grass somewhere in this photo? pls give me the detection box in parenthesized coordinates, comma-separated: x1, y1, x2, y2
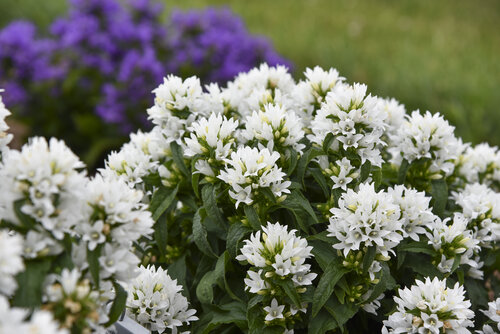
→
(2, 0, 500, 145)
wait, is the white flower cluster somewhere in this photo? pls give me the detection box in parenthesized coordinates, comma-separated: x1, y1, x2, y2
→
(456, 143, 500, 188)
(0, 89, 13, 157)
(44, 268, 106, 333)
(309, 83, 387, 167)
(453, 183, 500, 246)
(184, 113, 239, 177)
(240, 103, 305, 156)
(0, 137, 87, 249)
(126, 265, 198, 333)
(388, 185, 435, 241)
(0, 231, 24, 296)
(0, 295, 67, 334)
(328, 182, 404, 261)
(478, 297, 500, 334)
(378, 97, 406, 139)
(218, 147, 291, 208)
(389, 110, 463, 176)
(425, 214, 481, 275)
(237, 222, 315, 328)
(75, 175, 154, 282)
(382, 277, 474, 334)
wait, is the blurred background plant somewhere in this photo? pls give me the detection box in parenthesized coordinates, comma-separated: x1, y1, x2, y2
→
(0, 0, 290, 168)
(1, 0, 499, 167)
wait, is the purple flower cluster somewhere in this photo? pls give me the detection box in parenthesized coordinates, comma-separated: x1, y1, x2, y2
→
(0, 0, 291, 135)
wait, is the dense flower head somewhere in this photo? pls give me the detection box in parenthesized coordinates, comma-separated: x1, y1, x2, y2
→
(317, 156, 360, 191)
(452, 183, 500, 246)
(126, 265, 198, 333)
(377, 97, 407, 138)
(218, 146, 291, 208)
(0, 231, 24, 296)
(387, 185, 436, 241)
(309, 83, 387, 167)
(382, 277, 474, 334)
(44, 268, 106, 332)
(184, 113, 238, 178)
(328, 182, 404, 258)
(425, 214, 480, 275)
(456, 143, 500, 189)
(240, 103, 305, 155)
(389, 110, 463, 176)
(0, 137, 87, 241)
(0, 295, 68, 334)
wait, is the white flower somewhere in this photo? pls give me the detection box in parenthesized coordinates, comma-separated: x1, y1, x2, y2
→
(383, 277, 474, 334)
(126, 265, 198, 333)
(478, 297, 500, 333)
(0, 89, 13, 157)
(0, 295, 68, 334)
(387, 185, 436, 241)
(0, 137, 87, 241)
(377, 97, 406, 138)
(218, 146, 291, 208)
(309, 83, 387, 167)
(264, 298, 285, 321)
(456, 143, 500, 187)
(0, 231, 24, 296)
(425, 214, 480, 274)
(389, 110, 463, 176)
(328, 183, 404, 258)
(452, 183, 500, 245)
(184, 113, 238, 177)
(244, 269, 270, 294)
(240, 103, 305, 155)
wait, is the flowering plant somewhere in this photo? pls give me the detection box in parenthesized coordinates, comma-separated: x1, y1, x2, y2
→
(1, 63, 500, 333)
(0, 0, 290, 166)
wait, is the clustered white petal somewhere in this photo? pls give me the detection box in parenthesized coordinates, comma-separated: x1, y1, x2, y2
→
(0, 295, 68, 334)
(328, 182, 404, 259)
(477, 297, 500, 334)
(218, 146, 291, 208)
(126, 265, 198, 333)
(0, 231, 24, 296)
(456, 143, 500, 188)
(0, 90, 13, 157)
(389, 110, 463, 176)
(309, 83, 387, 167)
(383, 277, 474, 334)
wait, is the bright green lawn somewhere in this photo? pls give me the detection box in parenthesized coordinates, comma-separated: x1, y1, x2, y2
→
(1, 0, 500, 145)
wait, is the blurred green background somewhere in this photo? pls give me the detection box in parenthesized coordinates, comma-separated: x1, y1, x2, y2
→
(1, 0, 499, 146)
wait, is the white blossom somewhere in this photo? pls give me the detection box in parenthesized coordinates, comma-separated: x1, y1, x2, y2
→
(218, 146, 291, 208)
(456, 143, 500, 187)
(0, 89, 13, 157)
(264, 298, 285, 321)
(0, 231, 24, 296)
(126, 265, 198, 334)
(382, 277, 474, 334)
(477, 297, 500, 333)
(309, 83, 387, 167)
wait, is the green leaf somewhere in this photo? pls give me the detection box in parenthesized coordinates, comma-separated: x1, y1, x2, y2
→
(360, 161, 371, 182)
(310, 239, 338, 270)
(168, 255, 188, 298)
(372, 167, 382, 189)
(202, 184, 226, 232)
(12, 259, 51, 307)
(397, 159, 410, 184)
(196, 270, 216, 304)
(105, 282, 127, 327)
(323, 132, 334, 153)
(431, 178, 448, 217)
(277, 279, 302, 309)
(227, 223, 252, 259)
(312, 261, 347, 316)
(13, 199, 36, 229)
(243, 205, 261, 230)
(310, 168, 330, 198)
(153, 216, 168, 258)
(398, 241, 435, 256)
(364, 263, 396, 304)
(308, 308, 338, 334)
(282, 190, 319, 225)
(287, 148, 298, 175)
(170, 141, 190, 177)
(193, 209, 217, 258)
(87, 245, 102, 288)
(362, 246, 376, 274)
(324, 297, 359, 328)
(296, 147, 323, 185)
(464, 277, 488, 307)
(149, 184, 179, 221)
(203, 301, 247, 333)
(449, 254, 461, 275)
